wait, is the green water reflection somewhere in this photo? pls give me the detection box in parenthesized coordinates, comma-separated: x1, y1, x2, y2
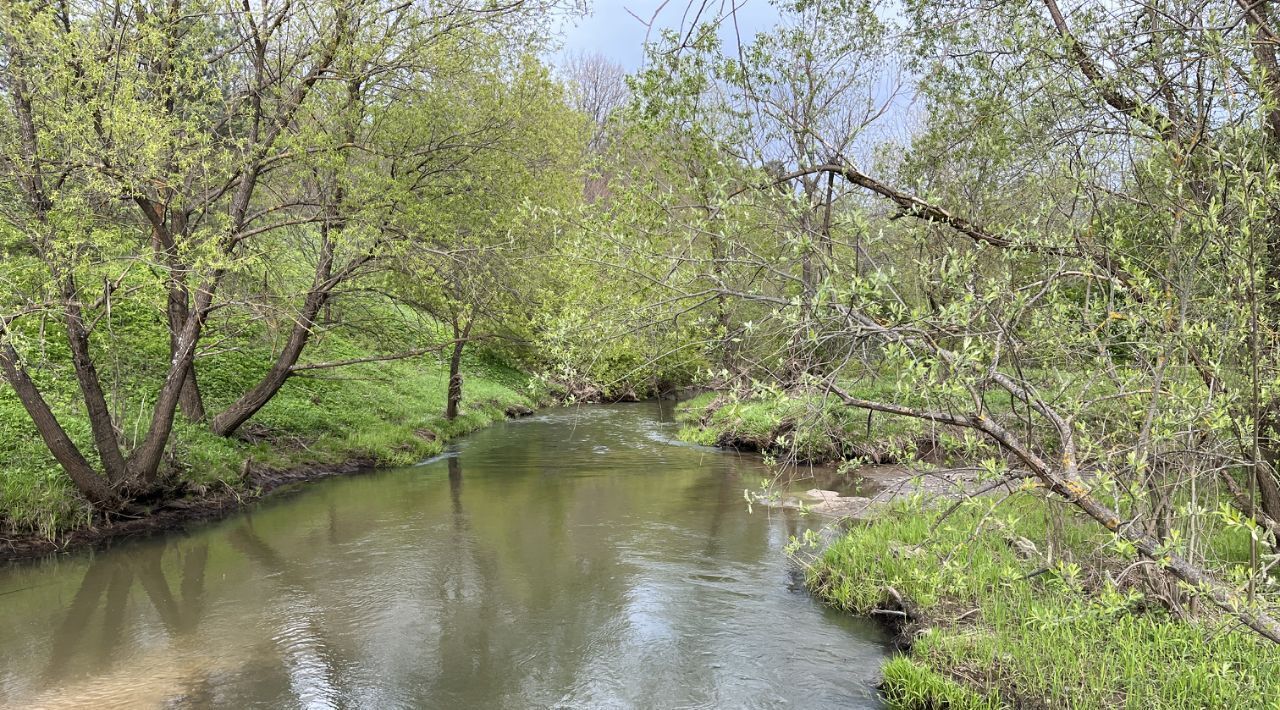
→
(0, 402, 886, 709)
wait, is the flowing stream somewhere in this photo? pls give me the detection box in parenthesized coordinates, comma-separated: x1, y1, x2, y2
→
(0, 402, 888, 709)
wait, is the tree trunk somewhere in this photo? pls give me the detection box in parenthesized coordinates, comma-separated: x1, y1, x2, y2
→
(168, 290, 205, 423)
(125, 279, 216, 483)
(58, 275, 129, 483)
(178, 362, 205, 423)
(209, 244, 336, 437)
(0, 343, 117, 507)
(208, 298, 322, 437)
(1, 34, 119, 505)
(709, 219, 734, 373)
(137, 197, 206, 422)
(445, 317, 474, 421)
(696, 174, 735, 375)
(1256, 412, 1280, 523)
(445, 342, 465, 422)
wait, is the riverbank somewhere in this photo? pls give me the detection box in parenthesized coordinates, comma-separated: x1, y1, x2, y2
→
(674, 390, 976, 465)
(675, 392, 1280, 707)
(0, 398, 535, 562)
(0, 326, 543, 561)
(803, 496, 1280, 708)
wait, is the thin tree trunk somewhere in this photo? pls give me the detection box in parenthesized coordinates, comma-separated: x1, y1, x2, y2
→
(708, 211, 733, 373)
(1249, 0, 1280, 525)
(209, 239, 337, 437)
(695, 173, 735, 375)
(445, 317, 474, 421)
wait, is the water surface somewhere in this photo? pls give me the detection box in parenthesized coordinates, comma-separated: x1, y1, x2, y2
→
(0, 402, 887, 708)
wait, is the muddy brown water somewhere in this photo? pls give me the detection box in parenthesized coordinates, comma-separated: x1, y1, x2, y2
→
(0, 402, 888, 709)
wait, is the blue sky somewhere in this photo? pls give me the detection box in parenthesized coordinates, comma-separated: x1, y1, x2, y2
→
(558, 1, 780, 70)
(554, 0, 920, 152)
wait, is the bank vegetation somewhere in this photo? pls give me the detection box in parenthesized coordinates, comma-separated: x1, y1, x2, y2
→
(6, 0, 1280, 705)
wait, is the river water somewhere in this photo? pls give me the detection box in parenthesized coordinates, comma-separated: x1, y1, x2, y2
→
(0, 402, 887, 709)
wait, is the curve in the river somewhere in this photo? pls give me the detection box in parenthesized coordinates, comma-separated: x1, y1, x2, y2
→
(0, 402, 888, 709)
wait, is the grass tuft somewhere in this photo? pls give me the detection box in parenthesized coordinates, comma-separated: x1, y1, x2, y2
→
(807, 496, 1280, 708)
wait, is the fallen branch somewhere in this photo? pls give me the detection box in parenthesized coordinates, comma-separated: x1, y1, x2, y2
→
(827, 383, 1280, 644)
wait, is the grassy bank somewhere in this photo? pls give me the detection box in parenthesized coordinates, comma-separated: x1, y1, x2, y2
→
(676, 386, 1280, 707)
(673, 369, 1142, 468)
(674, 387, 979, 465)
(805, 495, 1280, 708)
(0, 308, 541, 539)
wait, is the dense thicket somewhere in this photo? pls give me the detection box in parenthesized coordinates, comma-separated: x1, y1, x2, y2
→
(557, 0, 1280, 645)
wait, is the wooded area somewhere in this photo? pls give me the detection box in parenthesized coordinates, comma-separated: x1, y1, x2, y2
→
(4, 0, 1280, 705)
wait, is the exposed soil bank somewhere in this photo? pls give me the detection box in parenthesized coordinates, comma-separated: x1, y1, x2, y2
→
(776, 465, 988, 521)
(0, 406, 536, 564)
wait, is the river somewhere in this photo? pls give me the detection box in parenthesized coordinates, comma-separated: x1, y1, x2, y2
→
(0, 402, 888, 709)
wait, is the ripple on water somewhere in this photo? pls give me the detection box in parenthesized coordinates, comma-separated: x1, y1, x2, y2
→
(0, 403, 887, 709)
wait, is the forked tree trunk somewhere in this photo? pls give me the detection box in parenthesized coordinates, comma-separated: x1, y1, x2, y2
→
(209, 76, 363, 438)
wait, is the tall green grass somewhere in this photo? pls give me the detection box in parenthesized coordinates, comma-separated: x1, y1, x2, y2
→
(807, 496, 1280, 708)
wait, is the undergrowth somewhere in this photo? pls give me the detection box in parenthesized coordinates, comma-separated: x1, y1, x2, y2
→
(674, 384, 978, 464)
(806, 495, 1280, 708)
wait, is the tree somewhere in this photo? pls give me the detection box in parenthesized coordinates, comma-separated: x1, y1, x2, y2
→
(386, 49, 585, 419)
(0, 0, 572, 507)
(611, 0, 1280, 642)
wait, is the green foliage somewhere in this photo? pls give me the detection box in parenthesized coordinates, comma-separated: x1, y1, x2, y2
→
(0, 0, 585, 529)
(810, 498, 1280, 708)
(674, 379, 968, 464)
(0, 299, 537, 536)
